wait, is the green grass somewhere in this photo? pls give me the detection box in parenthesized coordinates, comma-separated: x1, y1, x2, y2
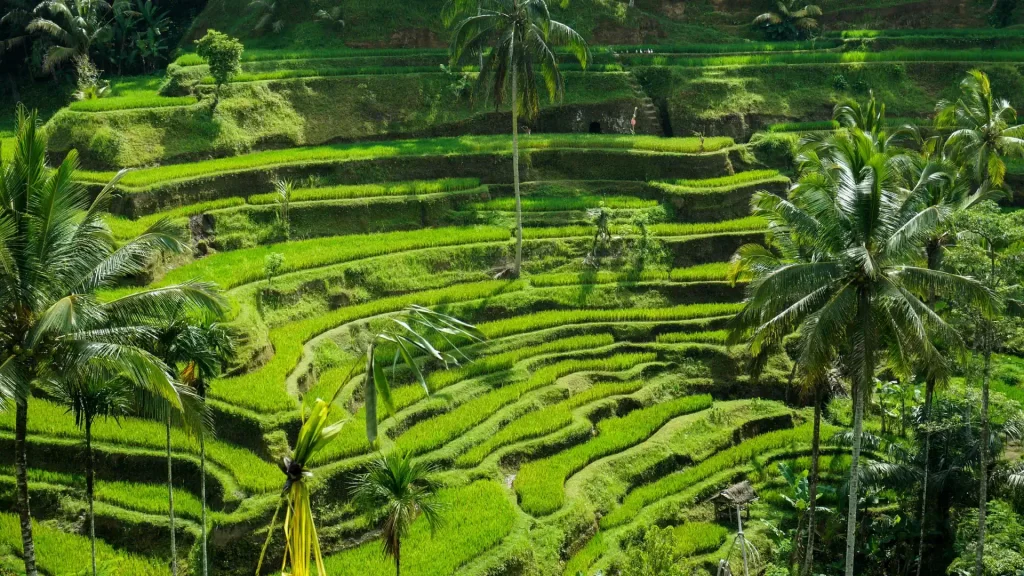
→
(479, 303, 743, 340)
(0, 399, 279, 493)
(601, 423, 837, 528)
(527, 263, 732, 287)
(521, 216, 765, 240)
(69, 95, 198, 112)
(673, 522, 729, 557)
(656, 330, 730, 344)
(0, 513, 169, 575)
(396, 353, 658, 455)
(767, 120, 842, 133)
(563, 530, 607, 576)
(667, 170, 782, 189)
(204, 65, 454, 83)
(76, 135, 735, 189)
(130, 226, 509, 293)
(246, 178, 481, 204)
(469, 195, 659, 212)
(95, 480, 205, 521)
(620, 49, 1024, 68)
(456, 380, 645, 467)
(105, 198, 246, 239)
(514, 394, 714, 516)
(321, 480, 515, 576)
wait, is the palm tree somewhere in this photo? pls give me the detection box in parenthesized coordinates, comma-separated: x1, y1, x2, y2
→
(173, 317, 233, 576)
(752, 0, 823, 41)
(729, 127, 992, 576)
(350, 451, 443, 576)
(153, 313, 233, 576)
(937, 70, 1024, 187)
(446, 0, 589, 277)
(26, 0, 114, 73)
(43, 365, 138, 576)
(0, 105, 225, 576)
(895, 156, 1001, 576)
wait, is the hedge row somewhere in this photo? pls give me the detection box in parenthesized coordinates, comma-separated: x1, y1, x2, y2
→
(521, 216, 765, 240)
(514, 394, 714, 516)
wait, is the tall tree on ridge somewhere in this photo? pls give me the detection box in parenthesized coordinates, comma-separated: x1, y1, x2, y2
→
(0, 105, 224, 576)
(446, 0, 589, 277)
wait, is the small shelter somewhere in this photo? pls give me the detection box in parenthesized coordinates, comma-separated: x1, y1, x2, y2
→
(713, 481, 758, 522)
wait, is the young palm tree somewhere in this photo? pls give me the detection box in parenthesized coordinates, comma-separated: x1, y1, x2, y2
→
(752, 0, 823, 41)
(937, 70, 1024, 187)
(0, 105, 224, 576)
(447, 0, 589, 277)
(729, 128, 992, 576)
(350, 451, 443, 576)
(44, 365, 138, 576)
(26, 0, 115, 73)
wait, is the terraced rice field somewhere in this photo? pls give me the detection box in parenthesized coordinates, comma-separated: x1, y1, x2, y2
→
(0, 119, 817, 575)
(17, 15, 1012, 575)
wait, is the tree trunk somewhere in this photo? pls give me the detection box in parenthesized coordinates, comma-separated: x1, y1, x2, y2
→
(916, 380, 934, 576)
(199, 382, 209, 576)
(86, 417, 97, 576)
(845, 290, 872, 576)
(167, 413, 177, 576)
(511, 64, 523, 278)
(802, 383, 822, 576)
(975, 347, 992, 576)
(15, 401, 38, 576)
(395, 538, 401, 576)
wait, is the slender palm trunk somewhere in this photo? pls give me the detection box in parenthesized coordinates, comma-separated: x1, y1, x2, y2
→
(917, 239, 941, 576)
(167, 413, 177, 576)
(975, 347, 992, 576)
(802, 383, 822, 576)
(86, 417, 97, 576)
(845, 290, 872, 576)
(511, 66, 523, 277)
(199, 383, 209, 576)
(395, 538, 401, 576)
(15, 401, 38, 576)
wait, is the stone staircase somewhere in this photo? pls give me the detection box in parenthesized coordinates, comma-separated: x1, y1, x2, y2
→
(625, 73, 665, 137)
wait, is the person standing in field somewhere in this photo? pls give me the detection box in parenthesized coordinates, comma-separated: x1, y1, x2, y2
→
(630, 106, 638, 134)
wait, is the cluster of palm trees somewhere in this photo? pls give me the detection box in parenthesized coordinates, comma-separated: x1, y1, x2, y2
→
(730, 70, 1024, 576)
(0, 105, 233, 576)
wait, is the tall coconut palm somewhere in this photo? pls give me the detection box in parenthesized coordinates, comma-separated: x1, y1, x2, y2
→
(752, 0, 823, 41)
(350, 451, 443, 576)
(0, 105, 225, 576)
(446, 0, 589, 277)
(26, 0, 115, 73)
(729, 127, 993, 576)
(162, 316, 234, 576)
(937, 70, 1024, 187)
(896, 156, 1001, 576)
